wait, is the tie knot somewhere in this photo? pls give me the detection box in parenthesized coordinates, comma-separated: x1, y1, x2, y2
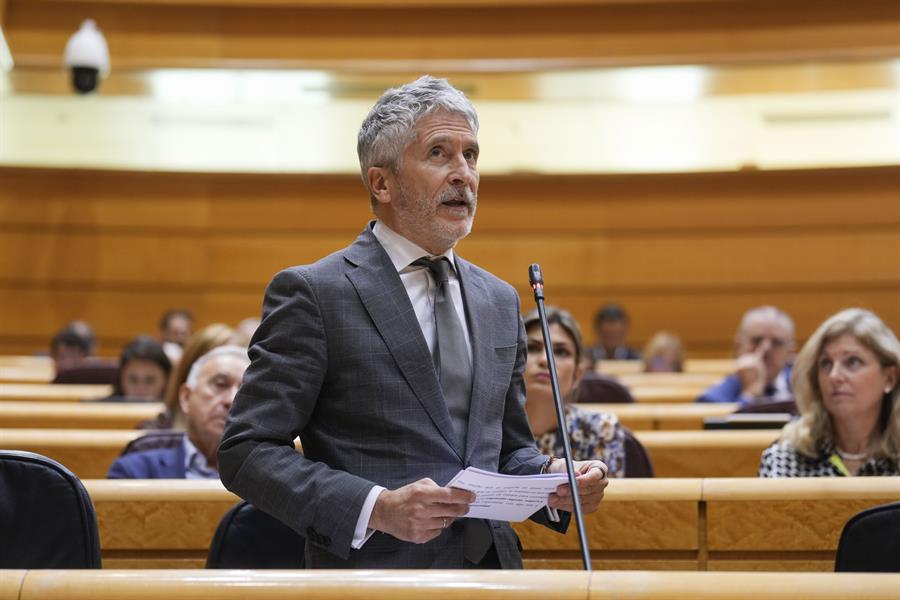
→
(413, 257, 452, 284)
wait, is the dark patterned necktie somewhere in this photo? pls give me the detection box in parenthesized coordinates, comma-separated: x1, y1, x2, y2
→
(413, 257, 472, 451)
(413, 257, 492, 565)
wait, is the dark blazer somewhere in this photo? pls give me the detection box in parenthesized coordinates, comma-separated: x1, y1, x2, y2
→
(696, 365, 793, 404)
(218, 225, 566, 569)
(107, 444, 186, 479)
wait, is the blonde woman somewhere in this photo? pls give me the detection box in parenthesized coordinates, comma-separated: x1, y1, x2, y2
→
(759, 308, 899, 477)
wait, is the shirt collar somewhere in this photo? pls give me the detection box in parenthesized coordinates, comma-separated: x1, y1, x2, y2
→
(182, 435, 217, 479)
(372, 220, 456, 273)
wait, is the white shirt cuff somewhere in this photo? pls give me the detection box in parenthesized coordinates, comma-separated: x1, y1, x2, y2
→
(545, 506, 561, 522)
(351, 485, 385, 549)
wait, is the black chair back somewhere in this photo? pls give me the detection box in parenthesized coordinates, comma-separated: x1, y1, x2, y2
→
(835, 501, 900, 572)
(623, 428, 654, 477)
(52, 362, 119, 385)
(575, 373, 635, 404)
(206, 501, 306, 569)
(120, 431, 184, 455)
(0, 450, 101, 568)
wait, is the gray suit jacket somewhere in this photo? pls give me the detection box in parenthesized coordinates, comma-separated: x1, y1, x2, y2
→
(218, 225, 567, 568)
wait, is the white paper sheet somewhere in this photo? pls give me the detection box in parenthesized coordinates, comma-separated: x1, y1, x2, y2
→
(445, 466, 569, 522)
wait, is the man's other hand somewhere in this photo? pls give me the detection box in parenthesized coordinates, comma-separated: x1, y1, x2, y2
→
(368, 478, 475, 544)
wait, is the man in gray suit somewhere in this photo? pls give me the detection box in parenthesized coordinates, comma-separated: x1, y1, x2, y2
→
(218, 76, 609, 569)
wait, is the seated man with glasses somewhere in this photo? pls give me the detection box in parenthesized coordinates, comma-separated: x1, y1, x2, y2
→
(697, 306, 795, 406)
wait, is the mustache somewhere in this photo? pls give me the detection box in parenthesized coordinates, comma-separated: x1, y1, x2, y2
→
(439, 187, 477, 207)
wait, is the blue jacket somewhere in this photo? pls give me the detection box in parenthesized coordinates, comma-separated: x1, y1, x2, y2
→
(696, 365, 793, 404)
(107, 444, 187, 479)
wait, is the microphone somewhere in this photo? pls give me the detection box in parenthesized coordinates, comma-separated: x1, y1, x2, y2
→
(528, 264, 544, 301)
(527, 263, 593, 571)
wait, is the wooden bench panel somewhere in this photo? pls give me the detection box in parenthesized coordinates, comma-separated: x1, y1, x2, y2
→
(11, 570, 900, 600)
(703, 478, 900, 571)
(0, 401, 161, 429)
(86, 480, 238, 569)
(515, 479, 701, 571)
(589, 571, 900, 600)
(68, 478, 900, 573)
(636, 431, 779, 477)
(18, 569, 591, 600)
(1, 429, 141, 479)
(0, 365, 54, 384)
(579, 403, 738, 431)
(0, 384, 111, 402)
(0, 428, 778, 480)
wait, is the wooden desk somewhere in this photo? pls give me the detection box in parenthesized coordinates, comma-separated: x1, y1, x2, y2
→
(77, 478, 900, 573)
(635, 431, 779, 477)
(703, 477, 900, 571)
(87, 480, 238, 569)
(515, 479, 702, 571)
(579, 403, 738, 431)
(0, 429, 142, 479)
(598, 359, 735, 377)
(613, 373, 723, 390)
(13, 570, 898, 600)
(0, 401, 161, 429)
(0, 356, 52, 367)
(0, 365, 54, 384)
(630, 386, 703, 403)
(0, 384, 111, 402)
(0, 428, 776, 481)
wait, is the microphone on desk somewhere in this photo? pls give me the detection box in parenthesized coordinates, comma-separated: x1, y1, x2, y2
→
(528, 264, 593, 571)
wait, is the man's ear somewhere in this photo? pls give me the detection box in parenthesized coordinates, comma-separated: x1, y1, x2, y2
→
(178, 383, 192, 417)
(367, 166, 393, 207)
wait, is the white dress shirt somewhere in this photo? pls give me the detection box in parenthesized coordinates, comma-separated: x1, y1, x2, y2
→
(350, 220, 473, 548)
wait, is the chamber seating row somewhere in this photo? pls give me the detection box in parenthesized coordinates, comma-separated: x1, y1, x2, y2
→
(0, 428, 779, 479)
(76, 478, 900, 571)
(2, 569, 897, 600)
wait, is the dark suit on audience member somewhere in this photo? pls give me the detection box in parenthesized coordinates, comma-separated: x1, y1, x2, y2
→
(217, 225, 567, 569)
(107, 442, 186, 479)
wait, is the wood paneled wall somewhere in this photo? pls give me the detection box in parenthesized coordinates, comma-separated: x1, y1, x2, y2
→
(1, 165, 899, 356)
(6, 0, 900, 69)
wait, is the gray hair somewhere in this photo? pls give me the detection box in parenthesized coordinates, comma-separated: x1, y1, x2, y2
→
(184, 345, 249, 389)
(357, 75, 479, 208)
(737, 305, 795, 341)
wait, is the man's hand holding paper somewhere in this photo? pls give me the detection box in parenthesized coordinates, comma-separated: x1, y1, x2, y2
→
(546, 459, 609, 513)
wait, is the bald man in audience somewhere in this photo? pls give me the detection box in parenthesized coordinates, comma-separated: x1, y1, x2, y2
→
(697, 306, 795, 406)
(108, 346, 249, 479)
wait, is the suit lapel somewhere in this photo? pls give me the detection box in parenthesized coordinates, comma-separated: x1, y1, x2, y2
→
(455, 258, 495, 465)
(344, 228, 464, 461)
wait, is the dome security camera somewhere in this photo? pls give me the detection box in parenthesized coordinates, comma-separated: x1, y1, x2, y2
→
(63, 19, 110, 94)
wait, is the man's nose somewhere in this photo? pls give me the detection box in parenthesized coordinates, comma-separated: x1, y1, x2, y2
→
(448, 154, 476, 186)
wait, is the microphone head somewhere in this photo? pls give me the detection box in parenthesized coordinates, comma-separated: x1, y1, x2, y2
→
(529, 264, 544, 287)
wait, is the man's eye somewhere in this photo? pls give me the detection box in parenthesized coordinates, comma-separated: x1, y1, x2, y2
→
(430, 147, 444, 157)
(464, 149, 478, 161)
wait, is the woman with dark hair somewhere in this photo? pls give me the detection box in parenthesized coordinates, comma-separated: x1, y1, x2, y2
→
(106, 335, 172, 401)
(523, 306, 627, 477)
(759, 308, 900, 477)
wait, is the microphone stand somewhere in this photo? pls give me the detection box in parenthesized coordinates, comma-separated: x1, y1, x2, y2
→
(528, 263, 592, 571)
